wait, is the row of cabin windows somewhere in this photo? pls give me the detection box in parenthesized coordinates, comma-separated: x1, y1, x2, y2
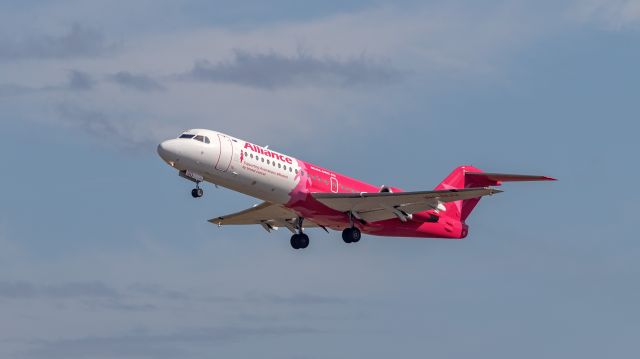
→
(244, 151, 298, 174)
(309, 174, 356, 193)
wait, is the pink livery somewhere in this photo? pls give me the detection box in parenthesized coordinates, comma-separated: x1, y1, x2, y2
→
(158, 129, 555, 249)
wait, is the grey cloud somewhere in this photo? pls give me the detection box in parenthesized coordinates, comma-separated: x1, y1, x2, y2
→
(1, 69, 94, 96)
(127, 283, 191, 301)
(0, 24, 115, 61)
(244, 291, 346, 305)
(0, 281, 118, 299)
(67, 70, 95, 91)
(0, 281, 157, 313)
(107, 71, 165, 92)
(0, 83, 33, 97)
(574, 0, 640, 29)
(184, 50, 401, 89)
(21, 326, 321, 359)
(79, 299, 157, 312)
(55, 103, 156, 151)
(57, 104, 126, 140)
(127, 284, 344, 306)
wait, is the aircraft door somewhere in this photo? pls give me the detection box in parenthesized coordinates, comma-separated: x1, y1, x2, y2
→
(215, 134, 233, 172)
(330, 176, 338, 193)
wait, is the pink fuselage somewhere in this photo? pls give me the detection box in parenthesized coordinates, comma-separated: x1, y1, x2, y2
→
(287, 160, 467, 239)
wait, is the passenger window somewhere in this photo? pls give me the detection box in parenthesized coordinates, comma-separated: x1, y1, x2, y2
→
(261, 158, 264, 162)
(289, 167, 292, 172)
(295, 169, 298, 174)
(278, 163, 281, 168)
(250, 153, 254, 158)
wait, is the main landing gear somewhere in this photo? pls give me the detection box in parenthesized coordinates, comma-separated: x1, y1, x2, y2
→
(342, 211, 362, 244)
(290, 233, 309, 250)
(290, 217, 309, 250)
(342, 227, 361, 243)
(191, 182, 204, 198)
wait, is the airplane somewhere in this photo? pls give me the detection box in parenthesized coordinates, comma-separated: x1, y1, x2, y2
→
(157, 129, 555, 249)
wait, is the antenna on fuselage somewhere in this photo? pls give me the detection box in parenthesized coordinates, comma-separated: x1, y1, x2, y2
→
(264, 145, 269, 149)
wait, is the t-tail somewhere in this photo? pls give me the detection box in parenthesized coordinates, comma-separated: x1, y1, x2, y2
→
(434, 165, 556, 237)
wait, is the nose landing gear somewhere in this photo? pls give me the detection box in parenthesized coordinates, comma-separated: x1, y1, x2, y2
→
(191, 183, 204, 198)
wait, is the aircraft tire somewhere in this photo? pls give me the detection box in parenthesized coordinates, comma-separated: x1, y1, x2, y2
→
(191, 188, 204, 198)
(299, 233, 310, 249)
(342, 228, 353, 243)
(351, 228, 361, 242)
(342, 228, 361, 243)
(290, 235, 300, 249)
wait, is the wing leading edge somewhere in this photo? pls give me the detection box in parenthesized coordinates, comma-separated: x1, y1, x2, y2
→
(208, 202, 319, 233)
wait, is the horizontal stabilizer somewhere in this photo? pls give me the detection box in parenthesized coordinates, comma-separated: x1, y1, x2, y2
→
(465, 172, 556, 187)
(467, 172, 556, 182)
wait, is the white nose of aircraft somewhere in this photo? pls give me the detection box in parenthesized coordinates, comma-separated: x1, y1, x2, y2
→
(157, 139, 181, 165)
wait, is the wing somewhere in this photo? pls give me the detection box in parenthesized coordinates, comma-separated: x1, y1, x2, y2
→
(312, 187, 501, 223)
(208, 202, 319, 233)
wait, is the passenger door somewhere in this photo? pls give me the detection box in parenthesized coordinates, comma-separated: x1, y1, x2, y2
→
(330, 176, 339, 193)
(215, 134, 233, 172)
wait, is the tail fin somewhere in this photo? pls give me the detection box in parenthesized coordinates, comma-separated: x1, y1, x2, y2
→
(435, 166, 556, 222)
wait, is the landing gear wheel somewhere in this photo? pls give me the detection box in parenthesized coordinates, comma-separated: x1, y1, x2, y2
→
(351, 227, 361, 242)
(298, 233, 309, 248)
(290, 235, 300, 249)
(290, 233, 310, 249)
(342, 227, 361, 243)
(191, 187, 204, 198)
(342, 230, 352, 243)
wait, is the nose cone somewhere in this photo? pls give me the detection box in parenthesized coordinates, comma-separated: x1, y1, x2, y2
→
(157, 139, 181, 166)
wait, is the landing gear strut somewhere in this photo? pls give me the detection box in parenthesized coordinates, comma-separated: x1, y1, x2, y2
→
(290, 217, 310, 249)
(191, 182, 204, 198)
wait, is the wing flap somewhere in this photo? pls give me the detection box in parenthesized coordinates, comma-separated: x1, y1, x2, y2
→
(312, 187, 501, 222)
(209, 202, 318, 229)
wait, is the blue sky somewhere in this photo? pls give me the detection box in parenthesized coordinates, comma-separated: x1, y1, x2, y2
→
(1, 0, 639, 358)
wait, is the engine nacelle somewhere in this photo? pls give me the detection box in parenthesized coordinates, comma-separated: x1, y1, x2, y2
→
(379, 185, 403, 193)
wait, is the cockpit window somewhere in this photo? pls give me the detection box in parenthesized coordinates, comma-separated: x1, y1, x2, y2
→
(204, 136, 210, 144)
(194, 135, 205, 142)
(179, 134, 195, 139)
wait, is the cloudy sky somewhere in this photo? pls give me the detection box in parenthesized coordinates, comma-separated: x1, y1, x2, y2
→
(1, 0, 639, 358)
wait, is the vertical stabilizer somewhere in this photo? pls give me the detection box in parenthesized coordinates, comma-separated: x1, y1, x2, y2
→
(435, 166, 555, 222)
